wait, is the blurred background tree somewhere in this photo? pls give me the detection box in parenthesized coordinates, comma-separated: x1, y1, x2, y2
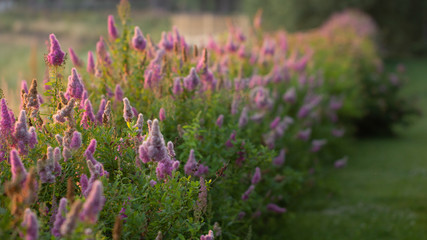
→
(241, 0, 427, 56)
(7, 0, 427, 56)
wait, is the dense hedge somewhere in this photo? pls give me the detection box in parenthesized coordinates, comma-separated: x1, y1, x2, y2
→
(0, 1, 416, 239)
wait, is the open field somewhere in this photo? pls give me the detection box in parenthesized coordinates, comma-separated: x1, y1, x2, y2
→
(0, 9, 170, 109)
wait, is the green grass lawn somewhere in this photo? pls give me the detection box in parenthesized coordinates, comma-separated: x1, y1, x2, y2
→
(282, 58, 427, 239)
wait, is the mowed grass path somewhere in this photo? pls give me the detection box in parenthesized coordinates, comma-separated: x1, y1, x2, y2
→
(283, 58, 427, 240)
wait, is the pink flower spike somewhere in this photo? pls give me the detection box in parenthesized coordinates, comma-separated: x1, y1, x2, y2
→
(115, 84, 124, 102)
(334, 157, 348, 169)
(47, 33, 65, 66)
(184, 149, 197, 176)
(267, 203, 286, 213)
(68, 48, 82, 67)
(108, 15, 119, 40)
(159, 108, 166, 121)
(147, 180, 156, 187)
(52, 198, 67, 237)
(10, 149, 27, 183)
(22, 208, 39, 240)
(80, 180, 104, 224)
(87, 51, 95, 74)
(0, 99, 13, 138)
(70, 131, 82, 150)
(273, 149, 286, 166)
(251, 167, 261, 185)
(216, 114, 224, 128)
(270, 117, 280, 129)
(66, 68, 84, 100)
(132, 26, 146, 51)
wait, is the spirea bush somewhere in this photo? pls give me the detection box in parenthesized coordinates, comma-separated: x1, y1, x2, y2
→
(0, 1, 415, 239)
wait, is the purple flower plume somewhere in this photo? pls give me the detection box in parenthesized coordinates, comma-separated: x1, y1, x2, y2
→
(200, 230, 214, 240)
(96, 99, 106, 124)
(132, 26, 146, 51)
(273, 149, 286, 166)
(159, 108, 166, 121)
(216, 114, 224, 128)
(87, 51, 95, 74)
(52, 198, 68, 237)
(47, 33, 65, 66)
(84, 139, 97, 163)
(66, 68, 84, 100)
(80, 180, 104, 224)
(251, 167, 261, 185)
(108, 15, 119, 40)
(11, 149, 27, 182)
(68, 48, 82, 67)
(70, 131, 82, 150)
(81, 99, 96, 128)
(115, 84, 124, 102)
(242, 185, 255, 201)
(22, 208, 39, 240)
(267, 203, 287, 213)
(183, 67, 199, 91)
(1, 98, 14, 138)
(184, 149, 197, 176)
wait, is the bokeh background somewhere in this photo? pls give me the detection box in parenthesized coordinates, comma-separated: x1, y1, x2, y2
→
(1, 0, 426, 107)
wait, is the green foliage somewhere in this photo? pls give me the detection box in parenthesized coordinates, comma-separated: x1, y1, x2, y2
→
(0, 1, 416, 239)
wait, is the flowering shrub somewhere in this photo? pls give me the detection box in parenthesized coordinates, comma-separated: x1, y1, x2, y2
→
(286, 9, 419, 135)
(0, 2, 415, 239)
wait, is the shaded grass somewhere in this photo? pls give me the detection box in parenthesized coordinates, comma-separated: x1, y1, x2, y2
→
(281, 58, 427, 240)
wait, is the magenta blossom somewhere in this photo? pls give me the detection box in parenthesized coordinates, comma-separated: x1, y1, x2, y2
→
(96, 99, 106, 124)
(132, 26, 146, 51)
(10, 149, 27, 183)
(108, 15, 119, 40)
(22, 208, 39, 240)
(70, 131, 82, 150)
(267, 203, 286, 213)
(52, 198, 68, 237)
(115, 84, 124, 102)
(47, 34, 65, 66)
(159, 32, 173, 51)
(283, 87, 296, 103)
(297, 128, 312, 141)
(334, 157, 348, 169)
(216, 114, 224, 128)
(273, 149, 286, 166)
(66, 68, 85, 100)
(87, 51, 95, 74)
(159, 108, 166, 121)
(172, 77, 182, 95)
(81, 99, 96, 129)
(183, 68, 200, 91)
(270, 117, 280, 129)
(200, 230, 214, 240)
(242, 185, 255, 201)
(311, 139, 327, 152)
(251, 167, 261, 185)
(184, 149, 197, 176)
(1, 98, 13, 138)
(68, 48, 82, 67)
(80, 180, 105, 224)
